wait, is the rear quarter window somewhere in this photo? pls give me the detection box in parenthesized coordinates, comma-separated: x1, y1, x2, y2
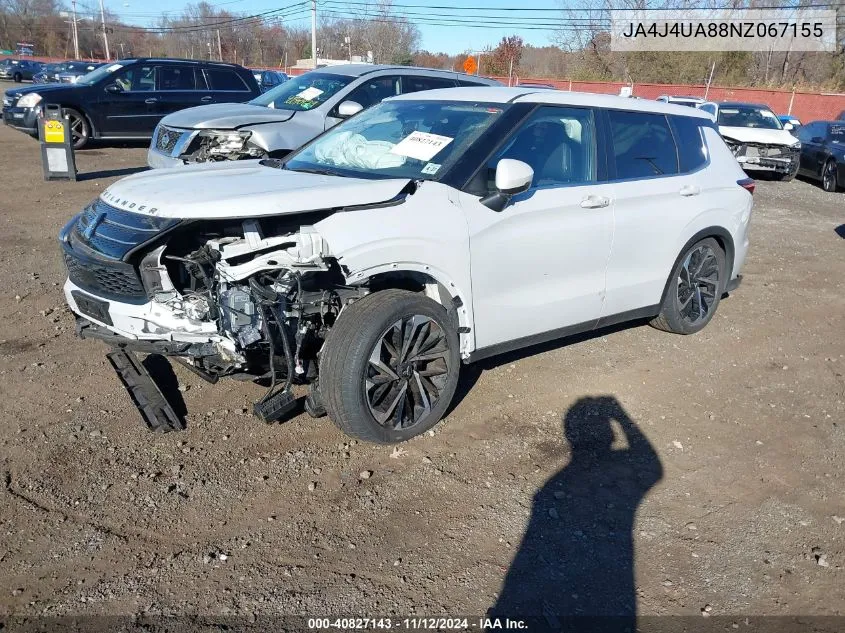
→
(669, 116, 708, 173)
(204, 68, 249, 91)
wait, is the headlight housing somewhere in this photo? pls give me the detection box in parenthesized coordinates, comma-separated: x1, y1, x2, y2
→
(17, 92, 42, 108)
(193, 129, 265, 160)
(199, 129, 252, 152)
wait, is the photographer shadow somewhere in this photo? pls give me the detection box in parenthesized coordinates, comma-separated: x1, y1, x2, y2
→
(491, 396, 663, 632)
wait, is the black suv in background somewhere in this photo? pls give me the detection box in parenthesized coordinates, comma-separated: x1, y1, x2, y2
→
(2, 58, 260, 148)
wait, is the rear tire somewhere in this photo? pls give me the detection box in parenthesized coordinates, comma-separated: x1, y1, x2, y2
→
(651, 238, 725, 335)
(62, 107, 90, 149)
(320, 289, 461, 444)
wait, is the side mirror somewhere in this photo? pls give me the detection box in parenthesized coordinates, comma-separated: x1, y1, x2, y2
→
(337, 100, 363, 118)
(105, 83, 123, 94)
(783, 122, 794, 131)
(480, 159, 534, 212)
(811, 136, 824, 144)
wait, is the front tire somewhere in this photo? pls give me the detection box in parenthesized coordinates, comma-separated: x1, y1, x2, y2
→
(822, 159, 839, 192)
(13, 72, 22, 82)
(62, 107, 90, 149)
(651, 238, 725, 335)
(320, 289, 461, 443)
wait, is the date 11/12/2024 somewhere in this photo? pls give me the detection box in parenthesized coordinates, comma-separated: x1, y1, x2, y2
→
(307, 617, 528, 630)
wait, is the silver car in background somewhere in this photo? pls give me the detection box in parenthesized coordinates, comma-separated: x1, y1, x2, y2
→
(147, 64, 499, 168)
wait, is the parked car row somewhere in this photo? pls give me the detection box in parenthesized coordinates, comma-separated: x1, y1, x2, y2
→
(54, 82, 755, 441)
(0, 58, 43, 82)
(3, 59, 842, 193)
(0, 58, 103, 83)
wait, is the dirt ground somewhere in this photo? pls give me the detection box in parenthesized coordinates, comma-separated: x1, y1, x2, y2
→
(1, 94, 844, 626)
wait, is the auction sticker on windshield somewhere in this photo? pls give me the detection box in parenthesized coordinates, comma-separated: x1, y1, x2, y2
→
(390, 131, 453, 162)
(296, 87, 323, 101)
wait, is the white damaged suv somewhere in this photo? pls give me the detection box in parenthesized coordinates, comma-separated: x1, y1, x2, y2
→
(698, 101, 801, 180)
(61, 87, 753, 443)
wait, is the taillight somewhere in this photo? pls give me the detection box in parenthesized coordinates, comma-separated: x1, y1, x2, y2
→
(737, 178, 755, 195)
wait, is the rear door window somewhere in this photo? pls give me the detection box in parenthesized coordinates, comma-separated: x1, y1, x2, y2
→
(344, 75, 401, 109)
(669, 116, 708, 173)
(608, 110, 678, 179)
(401, 75, 457, 94)
(204, 68, 249, 91)
(157, 65, 197, 91)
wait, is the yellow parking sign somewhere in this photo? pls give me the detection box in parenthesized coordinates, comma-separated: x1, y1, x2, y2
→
(43, 119, 65, 143)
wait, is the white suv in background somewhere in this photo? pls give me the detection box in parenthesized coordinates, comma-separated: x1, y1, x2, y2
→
(62, 87, 753, 443)
(147, 64, 499, 168)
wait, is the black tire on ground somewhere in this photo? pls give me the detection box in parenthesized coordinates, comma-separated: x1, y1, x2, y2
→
(13, 72, 22, 82)
(651, 237, 726, 335)
(62, 107, 90, 149)
(822, 159, 839, 193)
(319, 289, 461, 444)
(779, 169, 797, 182)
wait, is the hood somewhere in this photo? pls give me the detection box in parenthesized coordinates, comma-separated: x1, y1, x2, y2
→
(161, 103, 296, 130)
(99, 160, 411, 220)
(5, 83, 78, 98)
(719, 126, 800, 146)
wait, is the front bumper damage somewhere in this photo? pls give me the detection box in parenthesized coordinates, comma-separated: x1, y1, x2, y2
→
(725, 138, 800, 175)
(59, 197, 350, 430)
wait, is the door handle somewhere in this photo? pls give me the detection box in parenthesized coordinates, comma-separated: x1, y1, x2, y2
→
(200, 96, 213, 102)
(679, 185, 701, 197)
(144, 97, 158, 104)
(580, 195, 610, 209)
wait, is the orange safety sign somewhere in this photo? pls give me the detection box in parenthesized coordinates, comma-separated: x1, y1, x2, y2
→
(463, 56, 478, 75)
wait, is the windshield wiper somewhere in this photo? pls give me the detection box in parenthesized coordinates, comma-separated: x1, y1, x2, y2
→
(287, 166, 345, 177)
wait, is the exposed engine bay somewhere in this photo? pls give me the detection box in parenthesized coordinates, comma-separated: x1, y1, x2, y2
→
(65, 210, 378, 426)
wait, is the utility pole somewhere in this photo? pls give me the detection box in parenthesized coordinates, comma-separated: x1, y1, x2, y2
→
(345, 35, 351, 61)
(217, 29, 223, 62)
(704, 60, 716, 100)
(311, 0, 317, 68)
(99, 0, 110, 61)
(71, 0, 80, 60)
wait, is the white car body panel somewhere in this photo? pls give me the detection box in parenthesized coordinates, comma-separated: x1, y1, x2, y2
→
(604, 127, 751, 316)
(717, 125, 799, 147)
(459, 184, 614, 349)
(67, 87, 750, 365)
(99, 160, 410, 219)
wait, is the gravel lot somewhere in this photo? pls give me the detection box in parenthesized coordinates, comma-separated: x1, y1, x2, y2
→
(0, 97, 844, 625)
